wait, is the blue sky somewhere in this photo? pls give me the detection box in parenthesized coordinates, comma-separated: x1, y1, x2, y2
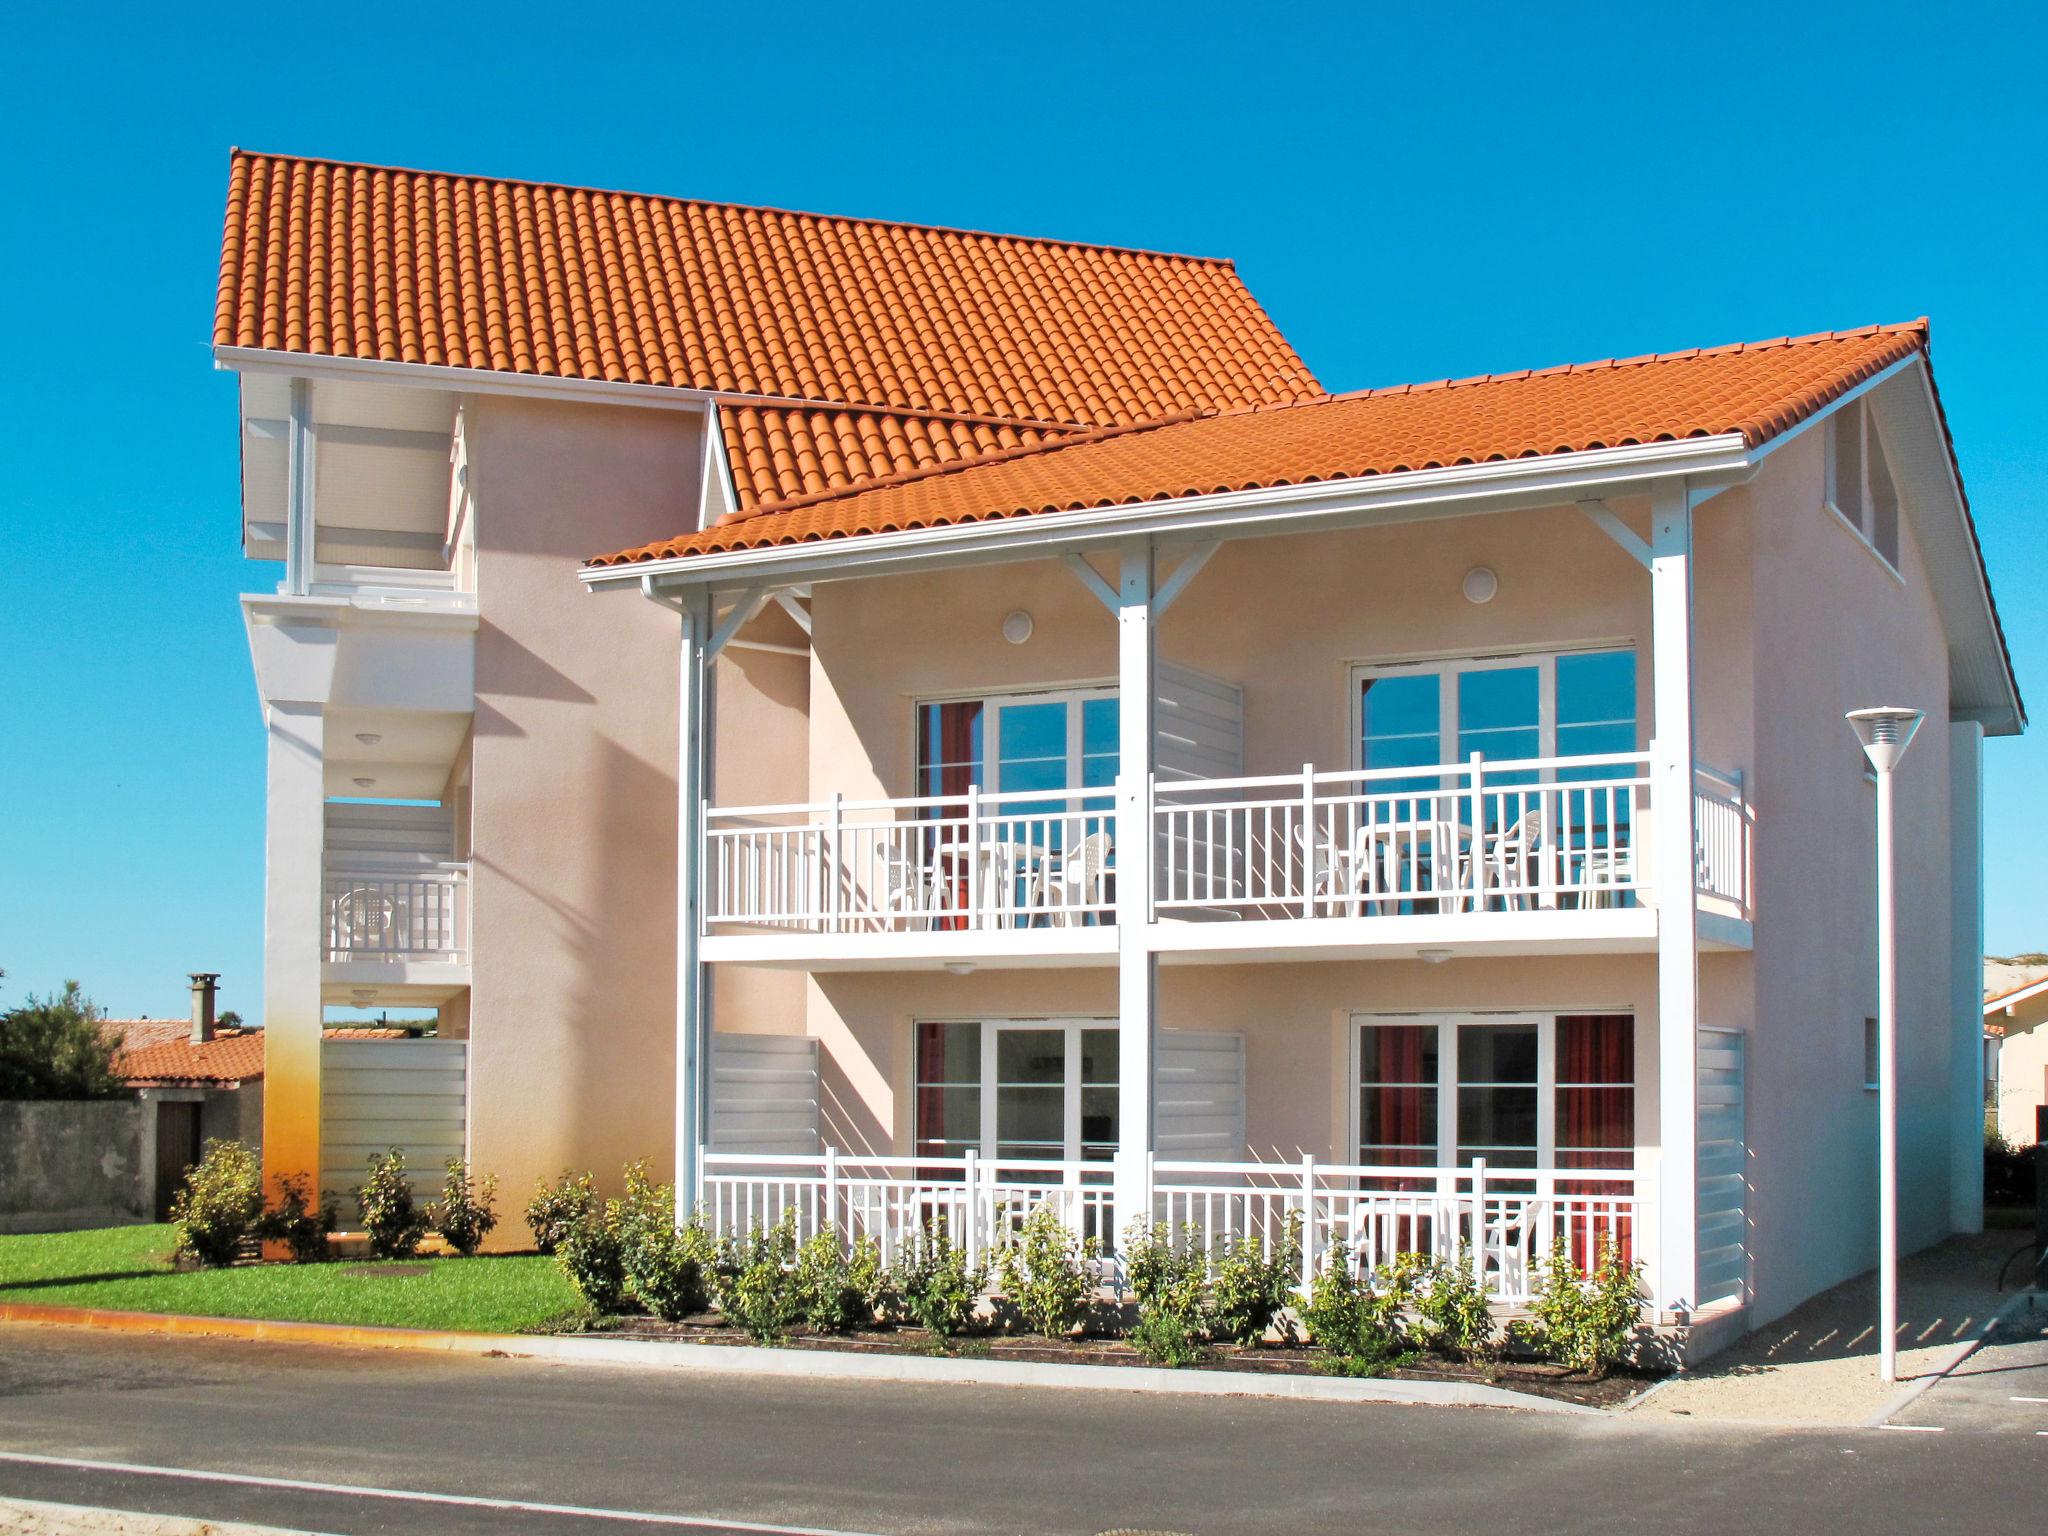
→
(2, 3, 2044, 1016)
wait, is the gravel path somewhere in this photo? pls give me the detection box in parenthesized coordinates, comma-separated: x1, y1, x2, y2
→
(1630, 1230, 2039, 1425)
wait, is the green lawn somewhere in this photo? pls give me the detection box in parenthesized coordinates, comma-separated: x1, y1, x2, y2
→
(0, 1224, 582, 1333)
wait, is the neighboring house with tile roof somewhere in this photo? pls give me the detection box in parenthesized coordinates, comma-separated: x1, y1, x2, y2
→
(94, 977, 266, 1218)
(219, 151, 2021, 1342)
(1985, 966, 2048, 1146)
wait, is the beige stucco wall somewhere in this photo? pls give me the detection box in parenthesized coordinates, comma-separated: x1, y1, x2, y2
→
(1994, 995, 2048, 1145)
(1740, 425, 1959, 1321)
(800, 956, 1664, 1166)
(464, 396, 807, 1235)
(806, 501, 1673, 802)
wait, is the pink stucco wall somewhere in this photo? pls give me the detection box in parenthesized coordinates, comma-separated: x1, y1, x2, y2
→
(463, 396, 809, 1230)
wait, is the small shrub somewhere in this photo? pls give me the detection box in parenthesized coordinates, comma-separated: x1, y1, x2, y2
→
(355, 1148, 431, 1260)
(257, 1172, 338, 1262)
(526, 1169, 597, 1255)
(1207, 1212, 1301, 1346)
(170, 1139, 264, 1267)
(1522, 1238, 1644, 1376)
(557, 1200, 629, 1313)
(997, 1203, 1098, 1339)
(1123, 1221, 1209, 1366)
(716, 1212, 804, 1343)
(1385, 1250, 1496, 1360)
(429, 1156, 499, 1256)
(794, 1225, 884, 1334)
(1300, 1240, 1412, 1377)
(615, 1165, 716, 1322)
(887, 1218, 989, 1341)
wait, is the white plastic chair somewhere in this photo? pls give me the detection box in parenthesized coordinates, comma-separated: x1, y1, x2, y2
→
(333, 888, 394, 953)
(880, 846, 950, 931)
(1479, 808, 1546, 909)
(1037, 831, 1114, 926)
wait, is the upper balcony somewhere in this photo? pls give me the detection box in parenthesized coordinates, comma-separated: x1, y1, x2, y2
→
(699, 748, 1751, 967)
(321, 802, 471, 1005)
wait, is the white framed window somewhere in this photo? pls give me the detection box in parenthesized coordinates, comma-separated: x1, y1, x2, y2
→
(913, 1017, 1118, 1166)
(1351, 1011, 1636, 1176)
(1824, 401, 1902, 572)
(914, 686, 1117, 803)
(1353, 646, 1638, 778)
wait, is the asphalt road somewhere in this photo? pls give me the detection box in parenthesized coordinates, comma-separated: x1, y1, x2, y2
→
(0, 1325, 2041, 1535)
(1895, 1294, 2048, 1435)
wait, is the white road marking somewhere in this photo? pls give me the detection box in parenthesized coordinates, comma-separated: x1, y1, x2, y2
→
(2011, 1396, 2048, 1404)
(0, 1451, 886, 1536)
(1878, 1424, 1944, 1433)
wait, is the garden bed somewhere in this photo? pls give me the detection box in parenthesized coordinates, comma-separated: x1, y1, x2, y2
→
(566, 1314, 1654, 1408)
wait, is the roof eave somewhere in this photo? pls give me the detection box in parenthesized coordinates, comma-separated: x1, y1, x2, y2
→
(581, 432, 1756, 591)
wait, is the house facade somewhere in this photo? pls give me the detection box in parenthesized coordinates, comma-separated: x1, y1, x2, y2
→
(218, 151, 2020, 1335)
(1986, 971, 2048, 1146)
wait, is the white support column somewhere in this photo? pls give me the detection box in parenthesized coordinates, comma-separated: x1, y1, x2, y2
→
(1948, 720, 1985, 1233)
(1650, 482, 1701, 1320)
(1114, 539, 1158, 1244)
(676, 588, 714, 1213)
(284, 377, 316, 597)
(260, 701, 325, 1203)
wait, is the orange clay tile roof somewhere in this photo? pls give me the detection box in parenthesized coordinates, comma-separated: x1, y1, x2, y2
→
(589, 323, 1928, 565)
(215, 151, 1321, 428)
(103, 1023, 266, 1087)
(720, 403, 1069, 514)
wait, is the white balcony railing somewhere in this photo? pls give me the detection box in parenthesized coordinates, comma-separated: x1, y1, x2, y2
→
(323, 864, 469, 961)
(699, 1151, 1643, 1305)
(703, 751, 1751, 937)
(705, 787, 1115, 933)
(1692, 763, 1751, 916)
(1156, 752, 1654, 919)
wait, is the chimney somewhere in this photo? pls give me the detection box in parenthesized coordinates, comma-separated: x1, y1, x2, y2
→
(189, 973, 220, 1044)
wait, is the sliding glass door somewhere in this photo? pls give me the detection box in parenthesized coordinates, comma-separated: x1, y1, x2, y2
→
(915, 1019, 1118, 1167)
(1354, 1012, 1635, 1178)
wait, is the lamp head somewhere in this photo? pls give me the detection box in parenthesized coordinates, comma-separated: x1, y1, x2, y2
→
(1846, 707, 1926, 774)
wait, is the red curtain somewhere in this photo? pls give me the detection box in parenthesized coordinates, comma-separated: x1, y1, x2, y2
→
(1361, 1025, 1434, 1195)
(1557, 1013, 1634, 1265)
(1370, 1025, 1430, 1161)
(914, 1022, 950, 1170)
(917, 701, 982, 798)
(917, 703, 982, 928)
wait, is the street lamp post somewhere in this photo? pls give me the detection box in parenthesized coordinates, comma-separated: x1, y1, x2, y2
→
(1847, 706, 1926, 1386)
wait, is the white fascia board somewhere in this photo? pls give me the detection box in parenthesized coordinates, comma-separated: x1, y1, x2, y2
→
(1985, 975, 2048, 1018)
(584, 432, 1754, 593)
(217, 346, 718, 413)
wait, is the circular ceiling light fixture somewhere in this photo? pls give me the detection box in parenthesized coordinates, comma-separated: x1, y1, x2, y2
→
(355, 732, 383, 746)
(1001, 610, 1034, 645)
(1462, 567, 1499, 605)
(1416, 947, 1454, 965)
(352, 776, 376, 789)
(943, 961, 978, 977)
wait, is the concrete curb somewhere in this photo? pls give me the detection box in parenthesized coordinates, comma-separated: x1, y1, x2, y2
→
(0, 1303, 1594, 1414)
(1863, 1288, 2046, 1428)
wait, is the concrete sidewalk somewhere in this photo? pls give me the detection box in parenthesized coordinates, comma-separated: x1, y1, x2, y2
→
(0, 1498, 312, 1535)
(1631, 1230, 2039, 1425)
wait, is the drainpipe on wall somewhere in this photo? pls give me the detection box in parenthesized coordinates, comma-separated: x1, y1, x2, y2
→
(189, 973, 220, 1045)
